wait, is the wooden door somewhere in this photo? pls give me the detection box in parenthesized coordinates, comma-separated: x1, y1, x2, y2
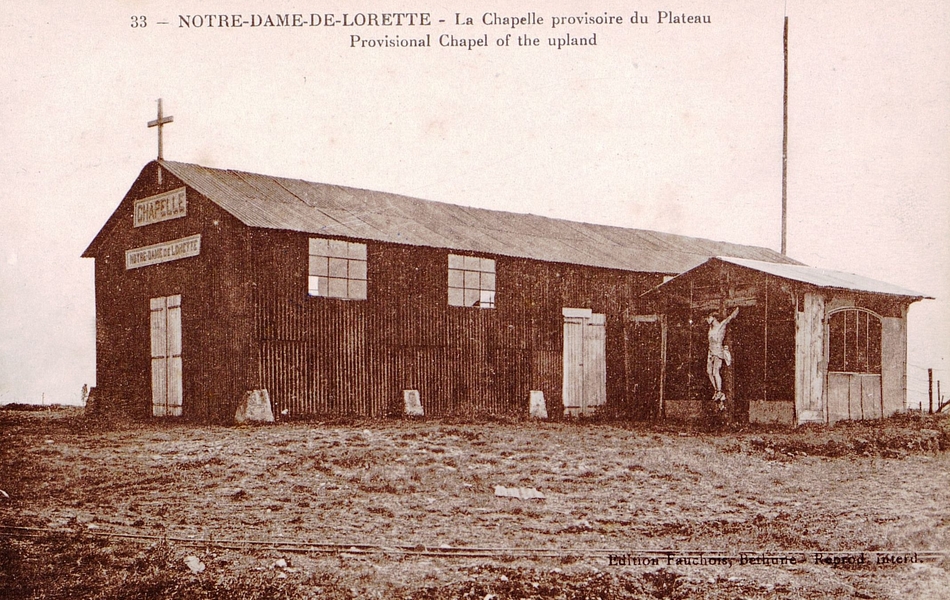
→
(150, 295, 183, 417)
(623, 315, 665, 420)
(562, 308, 606, 416)
(825, 308, 883, 423)
(827, 373, 882, 423)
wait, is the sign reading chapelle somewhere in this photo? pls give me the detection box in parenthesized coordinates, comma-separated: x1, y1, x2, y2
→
(126, 187, 200, 269)
(134, 187, 187, 227)
(125, 234, 201, 269)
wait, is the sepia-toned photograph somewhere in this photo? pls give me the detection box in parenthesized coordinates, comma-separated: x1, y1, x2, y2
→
(1, 1, 948, 598)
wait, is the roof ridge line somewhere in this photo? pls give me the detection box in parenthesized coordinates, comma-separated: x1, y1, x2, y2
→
(157, 159, 792, 258)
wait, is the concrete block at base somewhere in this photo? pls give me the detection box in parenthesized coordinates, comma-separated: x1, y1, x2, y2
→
(663, 399, 702, 420)
(404, 389, 423, 416)
(749, 400, 795, 425)
(529, 390, 548, 419)
(235, 389, 275, 424)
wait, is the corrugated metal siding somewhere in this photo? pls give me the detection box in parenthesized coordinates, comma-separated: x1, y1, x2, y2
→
(86, 162, 926, 425)
(83, 163, 675, 422)
(247, 228, 662, 418)
(92, 164, 256, 422)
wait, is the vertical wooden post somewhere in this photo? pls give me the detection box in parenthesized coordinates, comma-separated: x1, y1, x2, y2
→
(687, 279, 694, 401)
(781, 16, 789, 256)
(659, 315, 667, 420)
(928, 368, 933, 414)
(723, 305, 735, 420)
(764, 277, 770, 403)
(724, 359, 735, 420)
(621, 315, 632, 417)
(723, 276, 736, 420)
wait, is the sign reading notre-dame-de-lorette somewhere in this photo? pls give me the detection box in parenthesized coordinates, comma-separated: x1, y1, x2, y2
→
(133, 188, 187, 227)
(125, 234, 201, 270)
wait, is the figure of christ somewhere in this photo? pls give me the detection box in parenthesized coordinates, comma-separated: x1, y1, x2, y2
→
(705, 307, 739, 405)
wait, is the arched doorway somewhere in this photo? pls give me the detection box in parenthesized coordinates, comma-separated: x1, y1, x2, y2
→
(825, 307, 883, 422)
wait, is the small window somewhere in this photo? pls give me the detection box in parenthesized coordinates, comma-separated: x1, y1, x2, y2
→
(448, 254, 495, 308)
(828, 309, 881, 374)
(308, 238, 367, 300)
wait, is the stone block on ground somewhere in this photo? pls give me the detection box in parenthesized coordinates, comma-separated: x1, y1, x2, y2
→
(235, 389, 274, 424)
(529, 390, 548, 419)
(404, 389, 423, 416)
(494, 485, 546, 500)
(184, 555, 205, 574)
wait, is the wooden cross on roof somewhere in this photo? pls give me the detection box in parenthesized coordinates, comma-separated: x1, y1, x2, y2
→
(147, 98, 174, 160)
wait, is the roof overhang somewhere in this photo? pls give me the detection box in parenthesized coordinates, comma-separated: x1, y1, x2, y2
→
(641, 256, 932, 302)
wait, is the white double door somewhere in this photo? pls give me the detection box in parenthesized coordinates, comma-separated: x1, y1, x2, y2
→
(562, 308, 607, 416)
(150, 294, 183, 417)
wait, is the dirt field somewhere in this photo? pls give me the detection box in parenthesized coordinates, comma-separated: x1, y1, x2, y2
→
(1, 407, 948, 599)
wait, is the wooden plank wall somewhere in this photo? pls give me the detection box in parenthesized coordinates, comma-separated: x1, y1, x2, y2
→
(880, 314, 908, 416)
(660, 270, 798, 422)
(794, 291, 826, 423)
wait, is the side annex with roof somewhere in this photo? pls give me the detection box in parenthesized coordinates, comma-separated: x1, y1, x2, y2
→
(83, 161, 927, 425)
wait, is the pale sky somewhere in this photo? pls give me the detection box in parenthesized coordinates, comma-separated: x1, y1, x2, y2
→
(1, 1, 947, 407)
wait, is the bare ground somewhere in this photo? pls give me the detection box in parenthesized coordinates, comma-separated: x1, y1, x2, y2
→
(0, 407, 948, 599)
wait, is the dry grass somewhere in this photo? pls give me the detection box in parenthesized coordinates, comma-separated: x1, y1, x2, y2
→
(0, 408, 948, 598)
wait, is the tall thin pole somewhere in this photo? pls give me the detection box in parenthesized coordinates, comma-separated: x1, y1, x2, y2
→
(781, 16, 788, 256)
(928, 368, 933, 414)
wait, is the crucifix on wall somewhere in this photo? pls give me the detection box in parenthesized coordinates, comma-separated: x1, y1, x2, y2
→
(706, 307, 739, 410)
(147, 98, 173, 160)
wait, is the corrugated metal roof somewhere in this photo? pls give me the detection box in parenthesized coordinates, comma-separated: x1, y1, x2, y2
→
(157, 160, 798, 274)
(718, 257, 929, 298)
(644, 256, 929, 299)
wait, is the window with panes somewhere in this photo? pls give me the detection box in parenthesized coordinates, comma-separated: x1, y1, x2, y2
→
(308, 238, 367, 300)
(448, 254, 495, 308)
